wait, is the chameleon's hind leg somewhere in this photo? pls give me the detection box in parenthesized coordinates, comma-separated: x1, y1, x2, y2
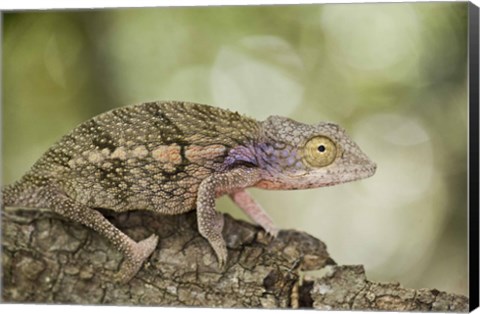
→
(48, 192, 158, 283)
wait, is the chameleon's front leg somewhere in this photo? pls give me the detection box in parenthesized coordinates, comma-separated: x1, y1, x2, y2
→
(196, 167, 261, 268)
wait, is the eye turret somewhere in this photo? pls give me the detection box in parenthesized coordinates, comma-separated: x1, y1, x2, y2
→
(303, 136, 337, 167)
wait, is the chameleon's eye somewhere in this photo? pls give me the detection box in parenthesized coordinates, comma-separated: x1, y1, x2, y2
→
(304, 136, 337, 167)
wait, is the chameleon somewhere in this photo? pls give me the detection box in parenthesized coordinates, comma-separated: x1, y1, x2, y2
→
(1, 101, 376, 282)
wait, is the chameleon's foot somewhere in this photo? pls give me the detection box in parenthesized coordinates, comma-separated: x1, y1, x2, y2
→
(197, 209, 228, 269)
(210, 235, 227, 269)
(263, 225, 279, 239)
(117, 233, 159, 283)
(206, 213, 227, 269)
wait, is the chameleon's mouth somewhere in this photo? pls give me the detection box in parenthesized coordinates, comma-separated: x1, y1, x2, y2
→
(308, 161, 377, 187)
(256, 162, 377, 191)
(309, 165, 376, 189)
(336, 162, 377, 181)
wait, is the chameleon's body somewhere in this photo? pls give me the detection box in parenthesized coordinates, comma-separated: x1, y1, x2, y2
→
(2, 101, 376, 282)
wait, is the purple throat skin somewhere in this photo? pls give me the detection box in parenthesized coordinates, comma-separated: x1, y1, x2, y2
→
(1, 101, 377, 283)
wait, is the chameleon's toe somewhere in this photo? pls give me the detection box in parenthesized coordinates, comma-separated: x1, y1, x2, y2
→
(117, 234, 159, 283)
(211, 238, 227, 270)
(215, 247, 227, 269)
(265, 226, 279, 239)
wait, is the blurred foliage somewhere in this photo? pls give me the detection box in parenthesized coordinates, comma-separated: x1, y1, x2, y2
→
(2, 3, 468, 295)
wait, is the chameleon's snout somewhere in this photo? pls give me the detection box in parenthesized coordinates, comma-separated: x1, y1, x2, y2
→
(361, 154, 377, 178)
(367, 161, 377, 177)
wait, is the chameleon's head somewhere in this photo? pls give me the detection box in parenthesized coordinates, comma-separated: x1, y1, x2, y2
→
(255, 116, 376, 190)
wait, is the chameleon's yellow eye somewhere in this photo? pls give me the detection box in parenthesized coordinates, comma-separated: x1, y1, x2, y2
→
(304, 136, 337, 167)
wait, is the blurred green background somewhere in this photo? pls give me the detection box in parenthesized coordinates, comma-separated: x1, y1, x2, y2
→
(2, 3, 468, 295)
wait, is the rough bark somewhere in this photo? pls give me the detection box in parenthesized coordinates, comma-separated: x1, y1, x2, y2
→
(1, 209, 469, 311)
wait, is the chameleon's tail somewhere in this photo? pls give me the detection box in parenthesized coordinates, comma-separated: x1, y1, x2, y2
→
(1, 176, 50, 209)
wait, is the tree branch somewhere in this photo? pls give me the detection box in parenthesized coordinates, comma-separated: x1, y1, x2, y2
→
(1, 209, 469, 310)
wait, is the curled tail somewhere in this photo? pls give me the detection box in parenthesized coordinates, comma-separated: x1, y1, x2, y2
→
(2, 176, 51, 209)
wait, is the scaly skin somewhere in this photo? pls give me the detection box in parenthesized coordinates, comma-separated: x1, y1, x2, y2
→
(2, 101, 376, 282)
